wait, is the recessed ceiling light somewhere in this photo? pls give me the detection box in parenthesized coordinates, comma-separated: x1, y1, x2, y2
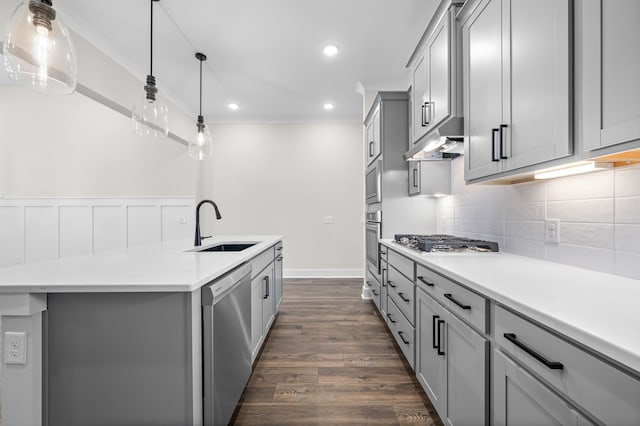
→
(323, 103, 335, 111)
(323, 44, 339, 57)
(228, 103, 239, 110)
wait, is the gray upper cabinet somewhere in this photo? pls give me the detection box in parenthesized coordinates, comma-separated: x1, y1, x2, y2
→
(462, 0, 572, 181)
(365, 104, 381, 165)
(409, 1, 463, 146)
(583, 0, 640, 153)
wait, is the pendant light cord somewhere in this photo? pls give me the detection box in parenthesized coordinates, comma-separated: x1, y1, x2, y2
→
(199, 58, 203, 116)
(150, 0, 155, 76)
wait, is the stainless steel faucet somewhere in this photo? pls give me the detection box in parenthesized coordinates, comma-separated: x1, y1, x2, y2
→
(194, 199, 222, 246)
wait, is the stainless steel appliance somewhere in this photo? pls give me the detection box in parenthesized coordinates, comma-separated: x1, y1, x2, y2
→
(366, 210, 382, 273)
(394, 234, 499, 252)
(366, 159, 382, 204)
(202, 263, 252, 426)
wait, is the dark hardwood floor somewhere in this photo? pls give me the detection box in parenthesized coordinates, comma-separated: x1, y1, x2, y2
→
(232, 278, 443, 425)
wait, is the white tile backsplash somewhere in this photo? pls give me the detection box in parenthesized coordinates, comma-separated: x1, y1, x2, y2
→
(436, 158, 640, 279)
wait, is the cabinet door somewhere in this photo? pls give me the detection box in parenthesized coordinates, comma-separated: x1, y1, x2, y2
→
(251, 274, 265, 361)
(366, 106, 381, 164)
(584, 0, 640, 150)
(416, 288, 447, 416)
(427, 13, 451, 130)
(412, 51, 429, 143)
(261, 263, 275, 334)
(408, 161, 421, 195)
(366, 120, 375, 164)
(494, 350, 593, 426)
(503, 0, 571, 171)
(463, 0, 503, 180)
(444, 311, 488, 425)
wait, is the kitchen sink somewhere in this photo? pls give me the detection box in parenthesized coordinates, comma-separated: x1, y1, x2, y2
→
(196, 243, 257, 252)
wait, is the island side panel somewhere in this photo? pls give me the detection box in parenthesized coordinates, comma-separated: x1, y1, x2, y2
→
(44, 292, 194, 426)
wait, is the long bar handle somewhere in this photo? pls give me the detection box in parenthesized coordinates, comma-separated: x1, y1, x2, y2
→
(398, 331, 410, 345)
(499, 124, 508, 159)
(413, 167, 419, 188)
(397, 292, 410, 303)
(437, 319, 445, 355)
(503, 333, 564, 370)
(417, 276, 434, 287)
(263, 276, 270, 299)
(369, 141, 374, 157)
(432, 315, 440, 349)
(492, 128, 500, 162)
(444, 293, 471, 310)
(372, 289, 379, 296)
(388, 281, 397, 288)
(387, 313, 396, 324)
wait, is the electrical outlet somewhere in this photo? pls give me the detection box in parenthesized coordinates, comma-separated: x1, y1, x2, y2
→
(544, 219, 560, 243)
(178, 216, 187, 224)
(4, 331, 27, 365)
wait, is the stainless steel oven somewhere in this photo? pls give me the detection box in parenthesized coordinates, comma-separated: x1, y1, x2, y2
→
(365, 210, 382, 274)
(366, 159, 382, 204)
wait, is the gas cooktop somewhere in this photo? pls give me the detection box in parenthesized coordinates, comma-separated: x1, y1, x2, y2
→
(394, 234, 499, 253)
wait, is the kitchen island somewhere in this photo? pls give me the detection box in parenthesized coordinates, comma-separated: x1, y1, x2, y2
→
(0, 235, 283, 426)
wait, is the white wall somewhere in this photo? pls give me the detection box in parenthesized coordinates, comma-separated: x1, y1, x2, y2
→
(201, 122, 364, 277)
(437, 157, 640, 280)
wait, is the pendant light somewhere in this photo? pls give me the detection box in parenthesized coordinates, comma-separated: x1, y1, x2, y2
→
(189, 52, 213, 160)
(132, 0, 169, 138)
(2, 0, 77, 94)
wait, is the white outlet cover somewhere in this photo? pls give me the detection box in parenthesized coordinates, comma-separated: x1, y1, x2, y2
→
(544, 219, 560, 244)
(4, 331, 27, 365)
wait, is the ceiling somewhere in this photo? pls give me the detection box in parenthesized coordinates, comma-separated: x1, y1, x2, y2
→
(1, 0, 438, 123)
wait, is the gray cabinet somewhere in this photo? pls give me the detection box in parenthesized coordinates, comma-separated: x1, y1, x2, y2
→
(409, 1, 463, 146)
(416, 287, 488, 425)
(250, 246, 277, 362)
(462, 0, 572, 181)
(408, 160, 452, 197)
(494, 350, 593, 426)
(583, 0, 640, 153)
(365, 105, 381, 165)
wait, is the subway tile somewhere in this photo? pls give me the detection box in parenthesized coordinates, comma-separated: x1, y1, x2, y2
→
(615, 197, 640, 224)
(506, 180, 547, 203)
(615, 224, 640, 253)
(547, 199, 614, 223)
(505, 202, 546, 221)
(504, 238, 546, 260)
(505, 220, 545, 241)
(545, 244, 615, 274)
(547, 169, 613, 201)
(615, 251, 640, 280)
(614, 165, 640, 197)
(559, 223, 614, 249)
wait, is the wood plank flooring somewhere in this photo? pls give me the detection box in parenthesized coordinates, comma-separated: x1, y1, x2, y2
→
(231, 278, 443, 425)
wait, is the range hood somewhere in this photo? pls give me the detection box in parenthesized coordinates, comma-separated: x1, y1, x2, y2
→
(404, 117, 464, 161)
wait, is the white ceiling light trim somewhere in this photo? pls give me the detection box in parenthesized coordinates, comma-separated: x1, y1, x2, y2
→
(323, 44, 339, 57)
(228, 103, 239, 110)
(323, 103, 335, 110)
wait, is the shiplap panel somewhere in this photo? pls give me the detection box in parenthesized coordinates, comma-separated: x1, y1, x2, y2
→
(161, 205, 192, 243)
(93, 206, 126, 253)
(0, 206, 25, 267)
(59, 206, 93, 258)
(127, 206, 161, 247)
(24, 206, 58, 264)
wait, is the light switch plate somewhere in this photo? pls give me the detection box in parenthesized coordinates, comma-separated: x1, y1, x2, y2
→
(323, 216, 334, 224)
(544, 219, 560, 243)
(4, 331, 27, 365)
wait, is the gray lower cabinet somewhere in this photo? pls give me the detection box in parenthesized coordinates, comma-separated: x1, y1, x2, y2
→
(250, 246, 278, 363)
(416, 287, 489, 425)
(494, 350, 593, 426)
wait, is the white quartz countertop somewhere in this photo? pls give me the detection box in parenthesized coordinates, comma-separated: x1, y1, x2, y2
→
(381, 239, 640, 375)
(0, 235, 283, 293)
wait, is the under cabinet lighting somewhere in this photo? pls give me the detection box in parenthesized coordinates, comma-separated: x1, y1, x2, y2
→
(533, 162, 612, 180)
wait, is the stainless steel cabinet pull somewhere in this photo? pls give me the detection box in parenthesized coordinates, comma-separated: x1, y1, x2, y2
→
(417, 276, 434, 287)
(432, 315, 440, 349)
(263, 276, 270, 299)
(437, 319, 445, 355)
(492, 128, 500, 162)
(503, 333, 564, 370)
(499, 124, 508, 159)
(387, 313, 396, 324)
(444, 293, 471, 310)
(398, 292, 410, 303)
(398, 330, 410, 345)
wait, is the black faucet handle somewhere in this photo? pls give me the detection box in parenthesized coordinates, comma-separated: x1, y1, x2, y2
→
(200, 235, 212, 241)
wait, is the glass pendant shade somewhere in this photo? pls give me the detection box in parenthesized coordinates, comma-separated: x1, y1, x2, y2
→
(2, 0, 78, 94)
(132, 76, 170, 138)
(189, 120, 213, 160)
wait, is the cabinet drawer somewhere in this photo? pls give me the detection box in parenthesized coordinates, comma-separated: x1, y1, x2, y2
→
(388, 249, 414, 281)
(387, 265, 415, 325)
(387, 298, 415, 369)
(251, 246, 275, 278)
(365, 270, 382, 312)
(495, 305, 640, 425)
(418, 264, 488, 333)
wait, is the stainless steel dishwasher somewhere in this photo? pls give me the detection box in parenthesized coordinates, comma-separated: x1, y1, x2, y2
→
(202, 263, 252, 426)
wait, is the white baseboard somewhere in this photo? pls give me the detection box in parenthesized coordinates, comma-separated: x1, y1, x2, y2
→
(283, 268, 364, 278)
